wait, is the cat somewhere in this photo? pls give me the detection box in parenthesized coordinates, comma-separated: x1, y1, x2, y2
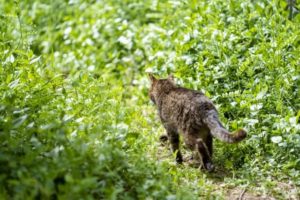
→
(148, 73, 247, 172)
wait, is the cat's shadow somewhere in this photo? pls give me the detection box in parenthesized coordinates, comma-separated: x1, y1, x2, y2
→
(158, 140, 235, 182)
(184, 157, 233, 182)
(206, 166, 233, 181)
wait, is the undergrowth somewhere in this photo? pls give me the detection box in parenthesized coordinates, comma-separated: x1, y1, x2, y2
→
(0, 0, 299, 199)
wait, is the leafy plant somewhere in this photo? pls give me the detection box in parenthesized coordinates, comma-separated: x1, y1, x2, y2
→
(0, 0, 299, 199)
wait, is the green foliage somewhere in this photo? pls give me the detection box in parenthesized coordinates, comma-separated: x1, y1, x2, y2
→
(0, 0, 299, 199)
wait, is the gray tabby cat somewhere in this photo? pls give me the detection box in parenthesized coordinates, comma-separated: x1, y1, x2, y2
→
(148, 74, 247, 172)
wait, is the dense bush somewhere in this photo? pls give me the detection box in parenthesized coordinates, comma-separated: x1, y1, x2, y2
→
(0, 0, 299, 199)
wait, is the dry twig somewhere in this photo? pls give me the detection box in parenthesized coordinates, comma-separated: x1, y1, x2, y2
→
(238, 187, 247, 200)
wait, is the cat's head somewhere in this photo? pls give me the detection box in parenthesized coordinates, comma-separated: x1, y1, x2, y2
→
(148, 73, 176, 104)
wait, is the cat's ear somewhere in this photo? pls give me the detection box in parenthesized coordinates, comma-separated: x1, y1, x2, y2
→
(148, 73, 157, 82)
(167, 74, 175, 81)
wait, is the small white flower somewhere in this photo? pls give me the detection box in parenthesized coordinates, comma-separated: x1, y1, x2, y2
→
(118, 36, 132, 49)
(271, 136, 282, 144)
(64, 27, 72, 36)
(88, 65, 95, 71)
(250, 103, 263, 111)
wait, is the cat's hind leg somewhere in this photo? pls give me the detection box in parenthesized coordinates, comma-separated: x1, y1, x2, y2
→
(206, 134, 213, 158)
(184, 133, 214, 172)
(196, 138, 214, 172)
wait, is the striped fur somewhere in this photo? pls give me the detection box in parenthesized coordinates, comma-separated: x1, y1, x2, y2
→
(203, 110, 247, 143)
(148, 74, 247, 171)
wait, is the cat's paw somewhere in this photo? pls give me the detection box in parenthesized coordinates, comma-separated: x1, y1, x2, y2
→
(176, 154, 183, 164)
(205, 162, 215, 172)
(159, 134, 168, 144)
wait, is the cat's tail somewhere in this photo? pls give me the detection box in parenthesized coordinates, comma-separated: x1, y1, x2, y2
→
(203, 110, 247, 143)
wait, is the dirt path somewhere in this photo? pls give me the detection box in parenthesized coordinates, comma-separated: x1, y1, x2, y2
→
(155, 142, 300, 200)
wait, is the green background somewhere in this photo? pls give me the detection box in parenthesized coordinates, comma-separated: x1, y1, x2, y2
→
(0, 0, 299, 199)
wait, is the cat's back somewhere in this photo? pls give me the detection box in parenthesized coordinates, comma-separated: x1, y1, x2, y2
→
(164, 87, 215, 114)
(161, 87, 215, 131)
(169, 87, 209, 104)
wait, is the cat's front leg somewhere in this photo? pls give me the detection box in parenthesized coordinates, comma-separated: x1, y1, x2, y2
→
(164, 125, 183, 164)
